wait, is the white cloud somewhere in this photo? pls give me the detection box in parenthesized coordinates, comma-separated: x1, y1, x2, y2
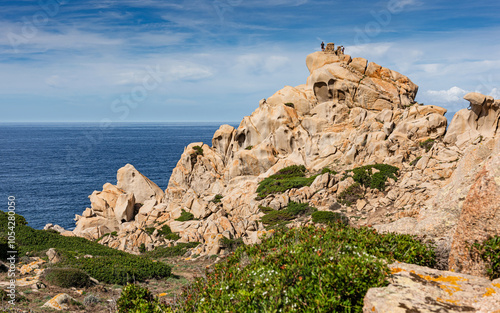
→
(167, 64, 214, 81)
(425, 86, 469, 103)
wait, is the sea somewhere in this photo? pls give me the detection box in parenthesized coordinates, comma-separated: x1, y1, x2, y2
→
(0, 122, 238, 230)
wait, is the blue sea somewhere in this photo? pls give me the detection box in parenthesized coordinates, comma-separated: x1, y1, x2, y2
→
(0, 123, 237, 230)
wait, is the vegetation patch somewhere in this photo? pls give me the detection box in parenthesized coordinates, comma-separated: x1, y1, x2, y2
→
(170, 224, 435, 312)
(145, 242, 200, 259)
(210, 194, 223, 203)
(117, 283, 169, 313)
(43, 268, 92, 288)
(260, 201, 317, 229)
(0, 211, 172, 285)
(312, 211, 349, 226)
(256, 165, 318, 198)
(473, 236, 500, 280)
(284, 102, 295, 108)
(321, 167, 337, 175)
(193, 145, 204, 156)
(245, 145, 253, 150)
(410, 156, 422, 166)
(158, 225, 181, 241)
(219, 237, 244, 252)
(175, 209, 195, 222)
(351, 164, 399, 191)
(420, 139, 435, 152)
(338, 183, 364, 206)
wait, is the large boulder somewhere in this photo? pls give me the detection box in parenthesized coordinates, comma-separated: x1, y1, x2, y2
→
(444, 92, 500, 147)
(117, 164, 164, 204)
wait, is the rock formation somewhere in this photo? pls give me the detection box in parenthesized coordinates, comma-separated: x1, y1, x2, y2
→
(67, 49, 500, 310)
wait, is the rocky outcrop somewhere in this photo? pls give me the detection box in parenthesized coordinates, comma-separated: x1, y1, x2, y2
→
(444, 92, 500, 148)
(363, 262, 500, 313)
(449, 139, 500, 276)
(70, 49, 499, 275)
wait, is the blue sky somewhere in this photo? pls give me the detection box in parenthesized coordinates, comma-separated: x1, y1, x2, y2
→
(0, 0, 499, 122)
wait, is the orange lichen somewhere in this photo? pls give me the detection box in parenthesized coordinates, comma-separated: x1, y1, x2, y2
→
(391, 267, 404, 274)
(483, 287, 496, 297)
(417, 274, 466, 295)
(493, 283, 500, 289)
(436, 297, 459, 305)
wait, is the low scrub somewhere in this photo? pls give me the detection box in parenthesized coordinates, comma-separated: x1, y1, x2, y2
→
(117, 283, 170, 313)
(338, 183, 364, 206)
(0, 211, 172, 285)
(172, 224, 435, 312)
(219, 237, 244, 252)
(43, 268, 92, 288)
(473, 236, 500, 279)
(145, 242, 200, 258)
(351, 164, 399, 191)
(260, 201, 317, 228)
(312, 211, 349, 226)
(256, 165, 317, 198)
(420, 139, 435, 152)
(175, 209, 195, 222)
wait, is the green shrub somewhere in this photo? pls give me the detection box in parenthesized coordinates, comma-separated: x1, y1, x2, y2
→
(175, 209, 195, 222)
(338, 183, 364, 206)
(420, 139, 435, 152)
(44, 268, 92, 288)
(219, 237, 244, 252)
(284, 102, 295, 108)
(145, 242, 201, 258)
(83, 294, 100, 307)
(193, 145, 204, 156)
(158, 225, 181, 241)
(321, 167, 337, 175)
(256, 165, 318, 198)
(139, 244, 146, 254)
(473, 236, 500, 279)
(410, 156, 422, 166)
(245, 146, 253, 150)
(211, 194, 223, 203)
(145, 227, 156, 235)
(174, 224, 435, 312)
(0, 211, 172, 286)
(312, 211, 349, 225)
(258, 206, 275, 213)
(117, 283, 169, 313)
(352, 164, 399, 191)
(260, 201, 317, 228)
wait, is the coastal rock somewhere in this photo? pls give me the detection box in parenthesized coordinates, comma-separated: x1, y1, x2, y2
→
(363, 262, 500, 313)
(117, 164, 164, 204)
(449, 141, 500, 276)
(43, 293, 77, 311)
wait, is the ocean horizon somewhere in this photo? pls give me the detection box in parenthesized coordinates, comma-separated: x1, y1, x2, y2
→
(0, 122, 239, 230)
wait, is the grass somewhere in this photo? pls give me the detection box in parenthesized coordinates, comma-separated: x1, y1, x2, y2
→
(256, 165, 318, 198)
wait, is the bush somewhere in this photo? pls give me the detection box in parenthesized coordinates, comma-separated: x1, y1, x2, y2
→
(410, 156, 422, 166)
(174, 224, 435, 312)
(219, 237, 244, 252)
(351, 164, 399, 191)
(145, 242, 200, 258)
(312, 211, 349, 225)
(473, 236, 500, 279)
(420, 139, 435, 152)
(256, 165, 318, 198)
(117, 283, 169, 313)
(260, 201, 317, 228)
(44, 268, 92, 288)
(245, 146, 253, 150)
(175, 209, 195, 222)
(284, 102, 295, 108)
(139, 243, 146, 254)
(321, 167, 337, 175)
(211, 194, 223, 203)
(83, 294, 100, 307)
(193, 145, 204, 156)
(338, 183, 364, 206)
(158, 225, 181, 241)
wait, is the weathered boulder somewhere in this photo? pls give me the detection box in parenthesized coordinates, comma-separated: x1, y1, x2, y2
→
(46, 248, 61, 264)
(117, 164, 164, 204)
(363, 262, 500, 313)
(449, 141, 500, 276)
(444, 92, 500, 147)
(43, 293, 77, 311)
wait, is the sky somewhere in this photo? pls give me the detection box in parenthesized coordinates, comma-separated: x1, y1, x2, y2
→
(0, 0, 499, 123)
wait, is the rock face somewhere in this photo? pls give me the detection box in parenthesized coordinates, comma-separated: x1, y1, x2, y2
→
(363, 262, 500, 313)
(69, 49, 500, 279)
(448, 141, 500, 276)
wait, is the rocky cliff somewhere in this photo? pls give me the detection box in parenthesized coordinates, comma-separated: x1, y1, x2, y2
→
(68, 50, 500, 306)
